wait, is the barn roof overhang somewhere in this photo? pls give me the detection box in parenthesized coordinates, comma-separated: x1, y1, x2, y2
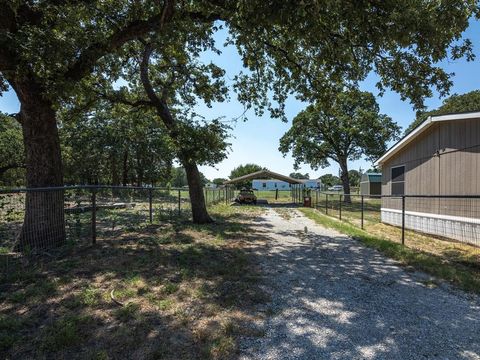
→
(223, 169, 305, 185)
(375, 111, 480, 167)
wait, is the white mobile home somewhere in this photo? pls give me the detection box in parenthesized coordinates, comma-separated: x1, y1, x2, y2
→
(252, 179, 290, 190)
(301, 179, 322, 189)
(252, 178, 321, 190)
(376, 111, 480, 246)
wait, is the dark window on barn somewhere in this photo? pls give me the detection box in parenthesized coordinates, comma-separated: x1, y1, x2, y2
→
(391, 166, 405, 195)
(262, 182, 266, 188)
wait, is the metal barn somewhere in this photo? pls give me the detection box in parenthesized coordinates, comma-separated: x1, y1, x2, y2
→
(359, 173, 382, 196)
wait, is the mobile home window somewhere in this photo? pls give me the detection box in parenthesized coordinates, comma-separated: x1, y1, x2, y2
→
(262, 182, 266, 188)
(391, 166, 405, 195)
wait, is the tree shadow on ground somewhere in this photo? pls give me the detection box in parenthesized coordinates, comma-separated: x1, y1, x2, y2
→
(0, 207, 272, 359)
(240, 216, 480, 360)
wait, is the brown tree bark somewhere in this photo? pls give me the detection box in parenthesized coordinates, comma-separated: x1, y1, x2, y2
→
(122, 149, 129, 186)
(136, 149, 144, 187)
(1, 0, 181, 251)
(111, 150, 120, 186)
(339, 159, 351, 204)
(138, 43, 213, 224)
(12, 79, 66, 251)
(182, 160, 213, 223)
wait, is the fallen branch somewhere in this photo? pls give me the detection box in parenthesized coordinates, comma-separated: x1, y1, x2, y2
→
(110, 288, 124, 307)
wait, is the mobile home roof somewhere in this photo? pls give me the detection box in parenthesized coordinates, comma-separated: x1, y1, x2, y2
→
(375, 111, 480, 166)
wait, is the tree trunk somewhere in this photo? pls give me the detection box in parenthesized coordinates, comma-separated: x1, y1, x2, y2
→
(12, 81, 66, 251)
(182, 160, 213, 223)
(136, 150, 144, 187)
(111, 151, 120, 186)
(339, 162, 351, 204)
(139, 43, 212, 224)
(122, 149, 129, 186)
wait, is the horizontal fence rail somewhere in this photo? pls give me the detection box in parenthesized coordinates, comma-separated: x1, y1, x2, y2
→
(302, 191, 480, 248)
(0, 185, 235, 264)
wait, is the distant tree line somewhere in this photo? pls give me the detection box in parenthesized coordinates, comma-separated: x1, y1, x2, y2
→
(319, 170, 361, 189)
(0, 109, 211, 188)
(405, 90, 480, 135)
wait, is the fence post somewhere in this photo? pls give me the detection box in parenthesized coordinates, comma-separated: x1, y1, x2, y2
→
(275, 188, 278, 200)
(401, 196, 405, 245)
(339, 194, 342, 220)
(325, 193, 328, 214)
(315, 190, 318, 208)
(148, 188, 153, 223)
(178, 189, 181, 215)
(91, 188, 97, 245)
(361, 195, 364, 229)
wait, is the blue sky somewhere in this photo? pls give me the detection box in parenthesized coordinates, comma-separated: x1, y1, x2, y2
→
(1, 20, 480, 181)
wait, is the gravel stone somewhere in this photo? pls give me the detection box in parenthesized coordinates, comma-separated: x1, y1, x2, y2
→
(239, 209, 480, 360)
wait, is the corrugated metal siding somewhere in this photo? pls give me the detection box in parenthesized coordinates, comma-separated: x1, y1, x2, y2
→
(381, 118, 480, 216)
(382, 125, 440, 196)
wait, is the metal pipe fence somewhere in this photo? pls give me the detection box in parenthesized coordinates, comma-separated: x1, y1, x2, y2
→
(0, 185, 235, 258)
(305, 191, 480, 248)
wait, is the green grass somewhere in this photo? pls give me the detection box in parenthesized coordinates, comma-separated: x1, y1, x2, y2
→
(0, 203, 267, 360)
(163, 282, 179, 295)
(40, 315, 94, 351)
(156, 298, 175, 311)
(300, 208, 480, 293)
(113, 303, 141, 322)
(0, 315, 22, 351)
(80, 286, 101, 307)
(252, 190, 292, 203)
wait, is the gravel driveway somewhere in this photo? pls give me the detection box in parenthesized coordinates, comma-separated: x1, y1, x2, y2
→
(240, 208, 480, 360)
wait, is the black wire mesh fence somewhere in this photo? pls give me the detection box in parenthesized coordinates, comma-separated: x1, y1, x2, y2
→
(307, 191, 480, 248)
(0, 185, 234, 273)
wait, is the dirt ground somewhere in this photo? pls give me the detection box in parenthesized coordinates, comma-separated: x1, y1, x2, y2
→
(239, 208, 480, 360)
(2, 204, 479, 360)
(0, 204, 269, 360)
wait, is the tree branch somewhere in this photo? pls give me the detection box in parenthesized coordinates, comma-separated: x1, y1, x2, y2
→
(0, 163, 25, 175)
(139, 43, 183, 152)
(64, 0, 176, 82)
(93, 89, 153, 108)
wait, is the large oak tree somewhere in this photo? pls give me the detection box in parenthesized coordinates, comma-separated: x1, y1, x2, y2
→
(0, 1, 477, 249)
(279, 90, 400, 201)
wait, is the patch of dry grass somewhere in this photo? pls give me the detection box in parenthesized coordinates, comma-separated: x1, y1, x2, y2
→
(301, 208, 480, 293)
(366, 222, 480, 270)
(0, 204, 268, 359)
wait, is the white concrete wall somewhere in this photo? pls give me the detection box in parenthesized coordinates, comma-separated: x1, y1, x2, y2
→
(381, 208, 480, 247)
